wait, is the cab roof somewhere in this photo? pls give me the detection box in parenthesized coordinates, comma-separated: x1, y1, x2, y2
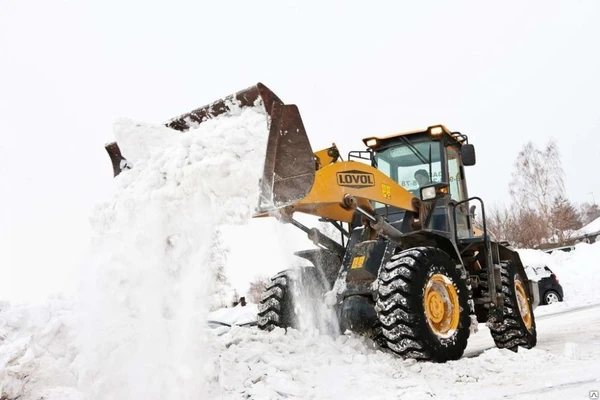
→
(362, 124, 468, 149)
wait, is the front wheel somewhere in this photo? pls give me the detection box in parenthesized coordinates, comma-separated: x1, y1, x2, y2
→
(257, 267, 334, 333)
(375, 247, 472, 362)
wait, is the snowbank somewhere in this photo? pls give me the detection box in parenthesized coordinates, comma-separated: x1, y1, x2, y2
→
(0, 297, 81, 400)
(518, 241, 600, 314)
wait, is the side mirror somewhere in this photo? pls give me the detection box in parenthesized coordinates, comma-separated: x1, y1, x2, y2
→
(461, 144, 476, 166)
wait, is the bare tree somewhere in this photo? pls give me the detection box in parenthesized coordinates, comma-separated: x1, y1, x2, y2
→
(509, 139, 565, 219)
(580, 202, 600, 226)
(513, 208, 550, 248)
(500, 138, 569, 247)
(246, 275, 271, 304)
(486, 204, 552, 248)
(486, 204, 516, 242)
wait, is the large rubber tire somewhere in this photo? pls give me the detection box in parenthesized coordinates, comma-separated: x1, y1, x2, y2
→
(375, 247, 471, 362)
(257, 267, 332, 332)
(483, 261, 537, 351)
(371, 321, 387, 349)
(257, 273, 295, 331)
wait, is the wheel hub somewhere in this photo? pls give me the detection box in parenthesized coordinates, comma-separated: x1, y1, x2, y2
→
(514, 280, 533, 330)
(546, 292, 559, 304)
(424, 274, 460, 338)
(427, 291, 445, 323)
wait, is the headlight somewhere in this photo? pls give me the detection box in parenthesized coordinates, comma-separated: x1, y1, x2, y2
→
(421, 186, 436, 200)
(430, 126, 443, 135)
(366, 138, 378, 147)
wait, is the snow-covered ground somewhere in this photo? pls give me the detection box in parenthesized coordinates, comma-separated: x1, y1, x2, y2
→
(2, 296, 599, 399)
(1, 98, 600, 399)
(200, 304, 600, 400)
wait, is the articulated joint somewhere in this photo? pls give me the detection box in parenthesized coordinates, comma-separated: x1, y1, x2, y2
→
(343, 194, 357, 210)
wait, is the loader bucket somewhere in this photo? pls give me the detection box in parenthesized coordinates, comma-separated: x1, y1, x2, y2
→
(255, 99, 316, 214)
(165, 83, 284, 132)
(105, 83, 316, 211)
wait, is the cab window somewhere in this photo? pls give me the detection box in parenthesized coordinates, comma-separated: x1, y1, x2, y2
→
(447, 146, 466, 202)
(374, 140, 442, 205)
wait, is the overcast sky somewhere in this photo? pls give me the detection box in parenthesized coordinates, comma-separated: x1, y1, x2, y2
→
(1, 1, 599, 301)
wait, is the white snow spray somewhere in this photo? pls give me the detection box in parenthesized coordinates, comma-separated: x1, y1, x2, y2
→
(73, 104, 270, 399)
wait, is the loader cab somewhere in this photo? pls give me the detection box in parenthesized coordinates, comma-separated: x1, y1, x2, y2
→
(364, 125, 475, 239)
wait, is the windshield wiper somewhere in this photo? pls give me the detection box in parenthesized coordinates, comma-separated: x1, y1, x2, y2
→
(399, 136, 429, 164)
(428, 144, 432, 183)
(398, 137, 434, 184)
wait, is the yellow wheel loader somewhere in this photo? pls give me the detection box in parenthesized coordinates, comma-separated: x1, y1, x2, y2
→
(105, 83, 539, 362)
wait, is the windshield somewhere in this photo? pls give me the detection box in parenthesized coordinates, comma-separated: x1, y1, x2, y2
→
(374, 139, 442, 204)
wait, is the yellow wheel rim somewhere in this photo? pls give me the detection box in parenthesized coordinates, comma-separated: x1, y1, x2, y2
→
(515, 279, 533, 330)
(424, 274, 460, 338)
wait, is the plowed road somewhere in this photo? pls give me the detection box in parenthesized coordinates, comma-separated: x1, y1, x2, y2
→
(462, 303, 600, 399)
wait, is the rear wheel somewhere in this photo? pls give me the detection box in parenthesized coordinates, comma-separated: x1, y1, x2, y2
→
(257, 267, 333, 333)
(484, 261, 537, 351)
(375, 247, 471, 362)
(543, 290, 561, 305)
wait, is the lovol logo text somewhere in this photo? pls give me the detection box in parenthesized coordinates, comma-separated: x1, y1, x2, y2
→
(336, 170, 375, 188)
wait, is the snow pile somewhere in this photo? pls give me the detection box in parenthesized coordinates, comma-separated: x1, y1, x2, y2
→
(203, 327, 435, 399)
(0, 297, 81, 400)
(198, 321, 600, 400)
(8, 295, 593, 400)
(518, 241, 600, 311)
